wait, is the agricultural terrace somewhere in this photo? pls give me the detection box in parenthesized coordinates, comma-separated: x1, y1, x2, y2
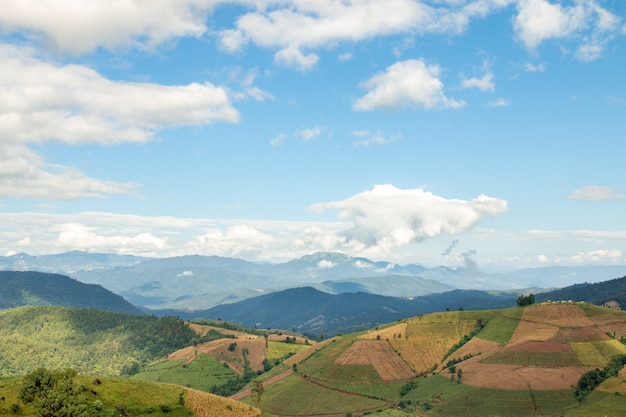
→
(170, 338, 267, 374)
(383, 312, 480, 374)
(182, 387, 261, 417)
(186, 322, 256, 340)
(453, 304, 626, 391)
(334, 340, 415, 382)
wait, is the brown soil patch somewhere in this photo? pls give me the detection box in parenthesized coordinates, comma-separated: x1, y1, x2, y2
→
(448, 337, 501, 360)
(267, 334, 310, 344)
(522, 304, 594, 327)
(284, 337, 336, 367)
(170, 338, 267, 374)
(508, 320, 559, 345)
(186, 322, 257, 339)
(457, 355, 593, 390)
(359, 323, 407, 341)
(550, 327, 609, 343)
(335, 340, 415, 382)
(591, 314, 626, 338)
(507, 341, 573, 353)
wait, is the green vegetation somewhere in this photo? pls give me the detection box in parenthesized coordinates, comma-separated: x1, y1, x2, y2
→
(266, 340, 309, 361)
(0, 369, 194, 417)
(132, 353, 238, 391)
(0, 306, 202, 377)
(517, 293, 536, 307)
(575, 354, 626, 402)
(476, 307, 523, 345)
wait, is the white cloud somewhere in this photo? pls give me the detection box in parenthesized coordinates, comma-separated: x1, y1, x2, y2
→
(309, 184, 509, 250)
(0, 0, 219, 54)
(295, 126, 324, 141)
(569, 185, 626, 201)
(0, 44, 238, 146)
(353, 59, 465, 111)
(317, 260, 336, 269)
(461, 72, 495, 92)
(219, 0, 512, 70)
(524, 62, 546, 72)
(514, 0, 623, 60)
(487, 98, 512, 107)
(0, 143, 135, 199)
(270, 133, 287, 146)
(352, 129, 400, 147)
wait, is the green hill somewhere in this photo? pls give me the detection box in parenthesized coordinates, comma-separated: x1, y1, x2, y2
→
(235, 303, 626, 417)
(0, 271, 141, 314)
(0, 306, 203, 377)
(0, 370, 261, 417)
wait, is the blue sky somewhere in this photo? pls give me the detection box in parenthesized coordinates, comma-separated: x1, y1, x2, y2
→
(1, 0, 625, 269)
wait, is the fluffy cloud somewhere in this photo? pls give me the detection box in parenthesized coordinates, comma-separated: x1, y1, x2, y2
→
(353, 59, 465, 111)
(514, 0, 623, 60)
(352, 129, 401, 147)
(219, 0, 512, 70)
(462, 72, 495, 92)
(0, 44, 238, 145)
(309, 184, 509, 249)
(0, 0, 219, 54)
(569, 185, 626, 201)
(0, 143, 135, 199)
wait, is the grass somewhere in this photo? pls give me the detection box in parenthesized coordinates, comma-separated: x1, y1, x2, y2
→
(252, 373, 388, 416)
(265, 340, 309, 362)
(476, 307, 523, 345)
(132, 353, 238, 392)
(428, 383, 577, 417)
(480, 350, 582, 367)
(0, 375, 195, 417)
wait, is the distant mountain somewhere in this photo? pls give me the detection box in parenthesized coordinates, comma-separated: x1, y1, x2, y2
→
(180, 286, 518, 337)
(0, 250, 145, 274)
(0, 271, 142, 315)
(5, 251, 626, 311)
(536, 275, 626, 307)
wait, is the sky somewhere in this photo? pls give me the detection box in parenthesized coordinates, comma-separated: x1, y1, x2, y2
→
(0, 0, 625, 270)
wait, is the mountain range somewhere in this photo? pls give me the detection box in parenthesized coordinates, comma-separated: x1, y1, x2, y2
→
(2, 251, 626, 311)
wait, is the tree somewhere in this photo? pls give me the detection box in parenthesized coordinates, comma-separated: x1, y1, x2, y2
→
(517, 293, 535, 307)
(251, 380, 265, 407)
(19, 368, 89, 417)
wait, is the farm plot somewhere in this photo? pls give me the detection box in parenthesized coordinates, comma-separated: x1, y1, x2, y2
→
(388, 314, 477, 374)
(521, 304, 594, 327)
(334, 340, 415, 382)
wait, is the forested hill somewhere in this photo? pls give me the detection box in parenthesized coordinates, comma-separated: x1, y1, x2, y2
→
(0, 271, 141, 315)
(536, 275, 626, 307)
(0, 306, 203, 377)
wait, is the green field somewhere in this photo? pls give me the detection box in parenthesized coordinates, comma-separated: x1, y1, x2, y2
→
(0, 375, 194, 417)
(253, 373, 388, 416)
(480, 350, 582, 366)
(132, 353, 238, 392)
(476, 307, 523, 345)
(266, 340, 309, 361)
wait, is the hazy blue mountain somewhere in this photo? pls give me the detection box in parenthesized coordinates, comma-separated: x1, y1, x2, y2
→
(0, 251, 145, 274)
(311, 275, 453, 297)
(0, 271, 142, 315)
(178, 286, 518, 337)
(5, 251, 626, 311)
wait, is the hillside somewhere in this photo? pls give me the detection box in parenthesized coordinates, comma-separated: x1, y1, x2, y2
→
(181, 286, 518, 337)
(237, 303, 626, 417)
(0, 306, 203, 377)
(0, 372, 260, 417)
(537, 275, 626, 308)
(0, 270, 141, 315)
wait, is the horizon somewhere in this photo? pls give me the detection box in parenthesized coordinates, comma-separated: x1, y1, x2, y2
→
(1, 1, 626, 273)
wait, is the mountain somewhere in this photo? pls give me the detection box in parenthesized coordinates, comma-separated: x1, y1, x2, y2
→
(5, 251, 626, 311)
(0, 250, 145, 273)
(245, 303, 626, 417)
(0, 271, 142, 315)
(536, 275, 626, 307)
(181, 286, 518, 337)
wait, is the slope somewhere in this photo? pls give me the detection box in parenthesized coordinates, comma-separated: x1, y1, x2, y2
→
(0, 270, 141, 315)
